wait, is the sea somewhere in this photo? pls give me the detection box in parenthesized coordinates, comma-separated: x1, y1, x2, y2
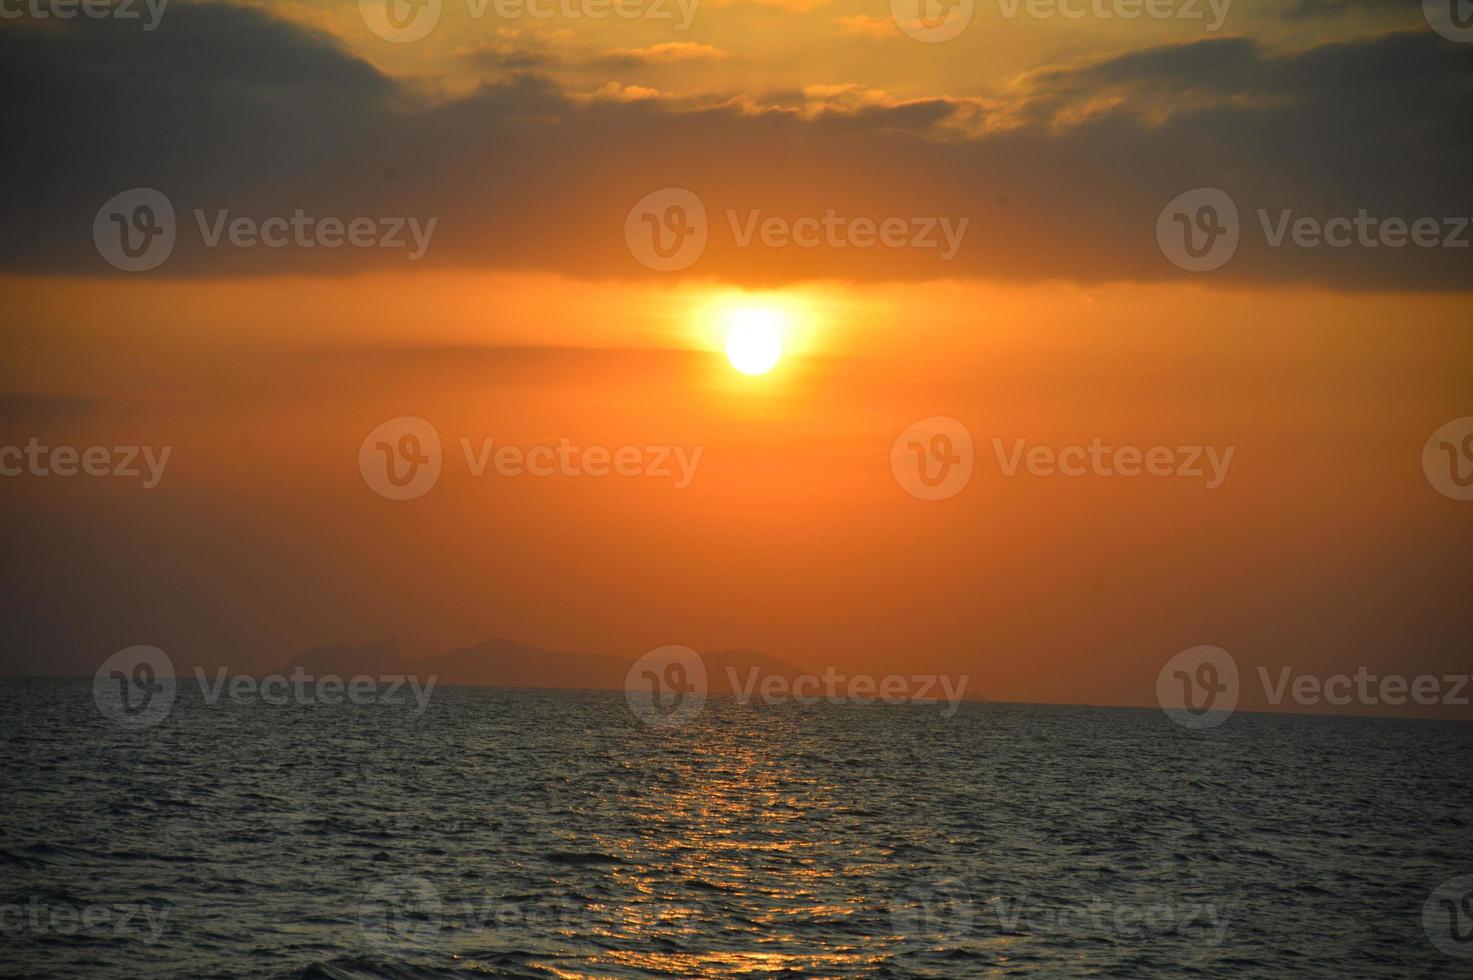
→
(1, 678, 1470, 978)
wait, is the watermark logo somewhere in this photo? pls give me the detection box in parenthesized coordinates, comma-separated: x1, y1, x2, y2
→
(1156, 645, 1238, 728)
(625, 188, 707, 272)
(360, 416, 443, 501)
(94, 188, 175, 273)
(361, 0, 442, 41)
(360, 875, 442, 952)
(890, 876, 974, 947)
(1425, 875, 1473, 957)
(1425, 0, 1473, 42)
(1423, 417, 1473, 501)
(891, 0, 973, 41)
(625, 645, 708, 728)
(93, 645, 176, 728)
(891, 416, 974, 500)
(1157, 187, 1239, 272)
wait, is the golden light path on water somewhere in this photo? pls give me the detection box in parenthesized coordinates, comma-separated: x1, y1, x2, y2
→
(472, 712, 922, 977)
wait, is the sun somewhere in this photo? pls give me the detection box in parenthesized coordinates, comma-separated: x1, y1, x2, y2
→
(698, 290, 815, 376)
(723, 305, 784, 375)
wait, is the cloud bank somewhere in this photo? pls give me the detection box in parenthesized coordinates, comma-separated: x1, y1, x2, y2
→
(1, 4, 1470, 288)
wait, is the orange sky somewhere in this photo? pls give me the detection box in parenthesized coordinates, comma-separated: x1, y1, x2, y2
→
(1, 2, 1470, 716)
(4, 271, 1470, 715)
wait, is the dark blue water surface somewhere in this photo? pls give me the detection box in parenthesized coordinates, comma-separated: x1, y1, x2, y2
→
(2, 679, 1471, 978)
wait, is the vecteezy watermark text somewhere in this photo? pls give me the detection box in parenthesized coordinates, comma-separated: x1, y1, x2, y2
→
(890, 418, 1235, 501)
(890, 877, 1233, 948)
(727, 666, 969, 715)
(93, 188, 437, 272)
(724, 210, 968, 260)
(359, 416, 704, 501)
(195, 210, 436, 260)
(991, 437, 1234, 488)
(1158, 646, 1473, 729)
(93, 646, 438, 728)
(359, 874, 686, 953)
(1157, 188, 1473, 273)
(193, 668, 437, 715)
(623, 645, 970, 727)
(360, 0, 698, 43)
(991, 896, 1233, 944)
(997, 0, 1229, 28)
(461, 438, 701, 486)
(624, 188, 969, 272)
(890, 0, 1229, 43)
(1259, 667, 1471, 711)
(0, 899, 171, 943)
(0, 440, 171, 488)
(0, 0, 168, 29)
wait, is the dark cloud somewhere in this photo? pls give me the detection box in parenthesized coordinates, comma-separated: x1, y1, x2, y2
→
(1026, 35, 1263, 93)
(1, 5, 1470, 289)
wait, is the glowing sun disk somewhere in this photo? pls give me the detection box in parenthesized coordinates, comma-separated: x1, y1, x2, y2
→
(724, 306, 784, 375)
